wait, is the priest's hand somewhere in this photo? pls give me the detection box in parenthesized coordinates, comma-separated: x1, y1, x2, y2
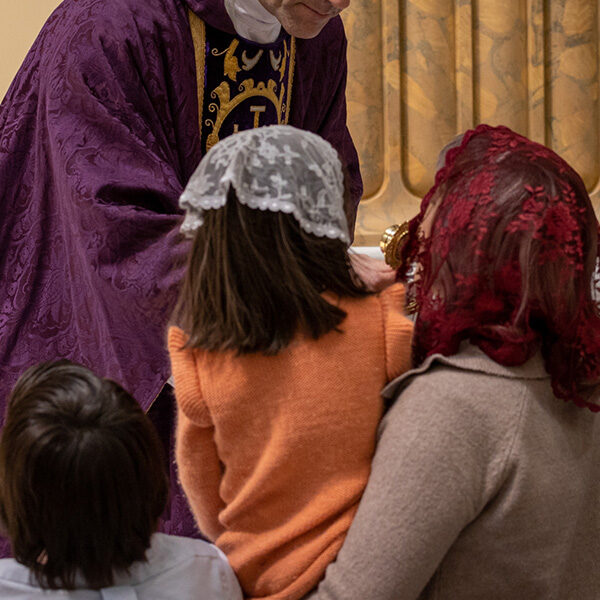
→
(349, 252, 396, 292)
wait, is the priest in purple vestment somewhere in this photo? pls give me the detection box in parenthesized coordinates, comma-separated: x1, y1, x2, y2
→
(0, 0, 369, 554)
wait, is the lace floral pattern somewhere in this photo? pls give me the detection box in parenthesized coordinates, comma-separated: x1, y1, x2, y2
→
(179, 125, 350, 243)
(398, 124, 600, 411)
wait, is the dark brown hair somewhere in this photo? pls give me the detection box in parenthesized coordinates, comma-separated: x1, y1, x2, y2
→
(171, 188, 369, 354)
(0, 361, 168, 590)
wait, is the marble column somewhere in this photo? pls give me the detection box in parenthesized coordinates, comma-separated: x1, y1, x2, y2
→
(343, 0, 600, 244)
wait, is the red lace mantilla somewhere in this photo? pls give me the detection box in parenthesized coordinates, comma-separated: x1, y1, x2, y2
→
(398, 124, 600, 411)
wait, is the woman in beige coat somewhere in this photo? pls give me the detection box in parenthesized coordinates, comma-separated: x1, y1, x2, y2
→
(307, 124, 600, 600)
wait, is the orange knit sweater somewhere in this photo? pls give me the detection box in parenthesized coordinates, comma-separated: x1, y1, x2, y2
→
(168, 283, 413, 600)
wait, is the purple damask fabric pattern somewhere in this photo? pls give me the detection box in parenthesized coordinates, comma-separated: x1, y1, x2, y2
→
(0, 0, 361, 556)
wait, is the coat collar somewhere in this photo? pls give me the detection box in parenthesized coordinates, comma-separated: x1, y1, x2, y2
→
(382, 343, 550, 401)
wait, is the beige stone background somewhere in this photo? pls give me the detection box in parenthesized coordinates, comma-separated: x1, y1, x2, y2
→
(344, 0, 600, 244)
(2, 0, 599, 245)
(0, 1, 60, 99)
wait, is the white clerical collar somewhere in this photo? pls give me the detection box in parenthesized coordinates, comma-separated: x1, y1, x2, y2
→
(224, 0, 282, 44)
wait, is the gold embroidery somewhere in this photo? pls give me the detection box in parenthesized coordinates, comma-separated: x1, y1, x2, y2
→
(188, 10, 206, 139)
(191, 18, 297, 151)
(278, 42, 288, 82)
(212, 40, 241, 82)
(284, 37, 296, 124)
(205, 78, 285, 150)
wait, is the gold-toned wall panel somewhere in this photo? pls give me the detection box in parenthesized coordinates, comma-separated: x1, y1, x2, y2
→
(401, 0, 456, 197)
(474, 1, 528, 130)
(547, 0, 599, 191)
(345, 0, 600, 245)
(343, 2, 385, 198)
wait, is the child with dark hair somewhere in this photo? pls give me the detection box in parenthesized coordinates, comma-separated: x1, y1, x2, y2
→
(168, 125, 414, 600)
(0, 360, 242, 599)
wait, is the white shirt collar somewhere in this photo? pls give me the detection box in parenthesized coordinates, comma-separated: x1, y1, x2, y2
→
(224, 0, 282, 44)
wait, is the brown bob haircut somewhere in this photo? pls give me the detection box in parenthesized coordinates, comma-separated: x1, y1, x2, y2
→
(171, 187, 370, 354)
(0, 361, 168, 590)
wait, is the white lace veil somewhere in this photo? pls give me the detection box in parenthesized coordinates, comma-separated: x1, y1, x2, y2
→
(179, 125, 350, 243)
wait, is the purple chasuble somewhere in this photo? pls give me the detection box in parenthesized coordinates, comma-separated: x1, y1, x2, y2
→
(0, 0, 361, 554)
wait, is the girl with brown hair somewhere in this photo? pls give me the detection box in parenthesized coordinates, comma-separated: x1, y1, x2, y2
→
(168, 125, 413, 600)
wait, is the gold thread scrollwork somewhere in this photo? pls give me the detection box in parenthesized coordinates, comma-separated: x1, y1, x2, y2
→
(285, 38, 296, 123)
(206, 78, 285, 150)
(188, 10, 206, 140)
(190, 11, 297, 150)
(212, 40, 241, 82)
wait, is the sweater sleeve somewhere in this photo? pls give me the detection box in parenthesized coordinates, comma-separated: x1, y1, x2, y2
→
(168, 327, 225, 541)
(168, 327, 212, 427)
(176, 409, 226, 541)
(379, 283, 414, 382)
(305, 370, 525, 600)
